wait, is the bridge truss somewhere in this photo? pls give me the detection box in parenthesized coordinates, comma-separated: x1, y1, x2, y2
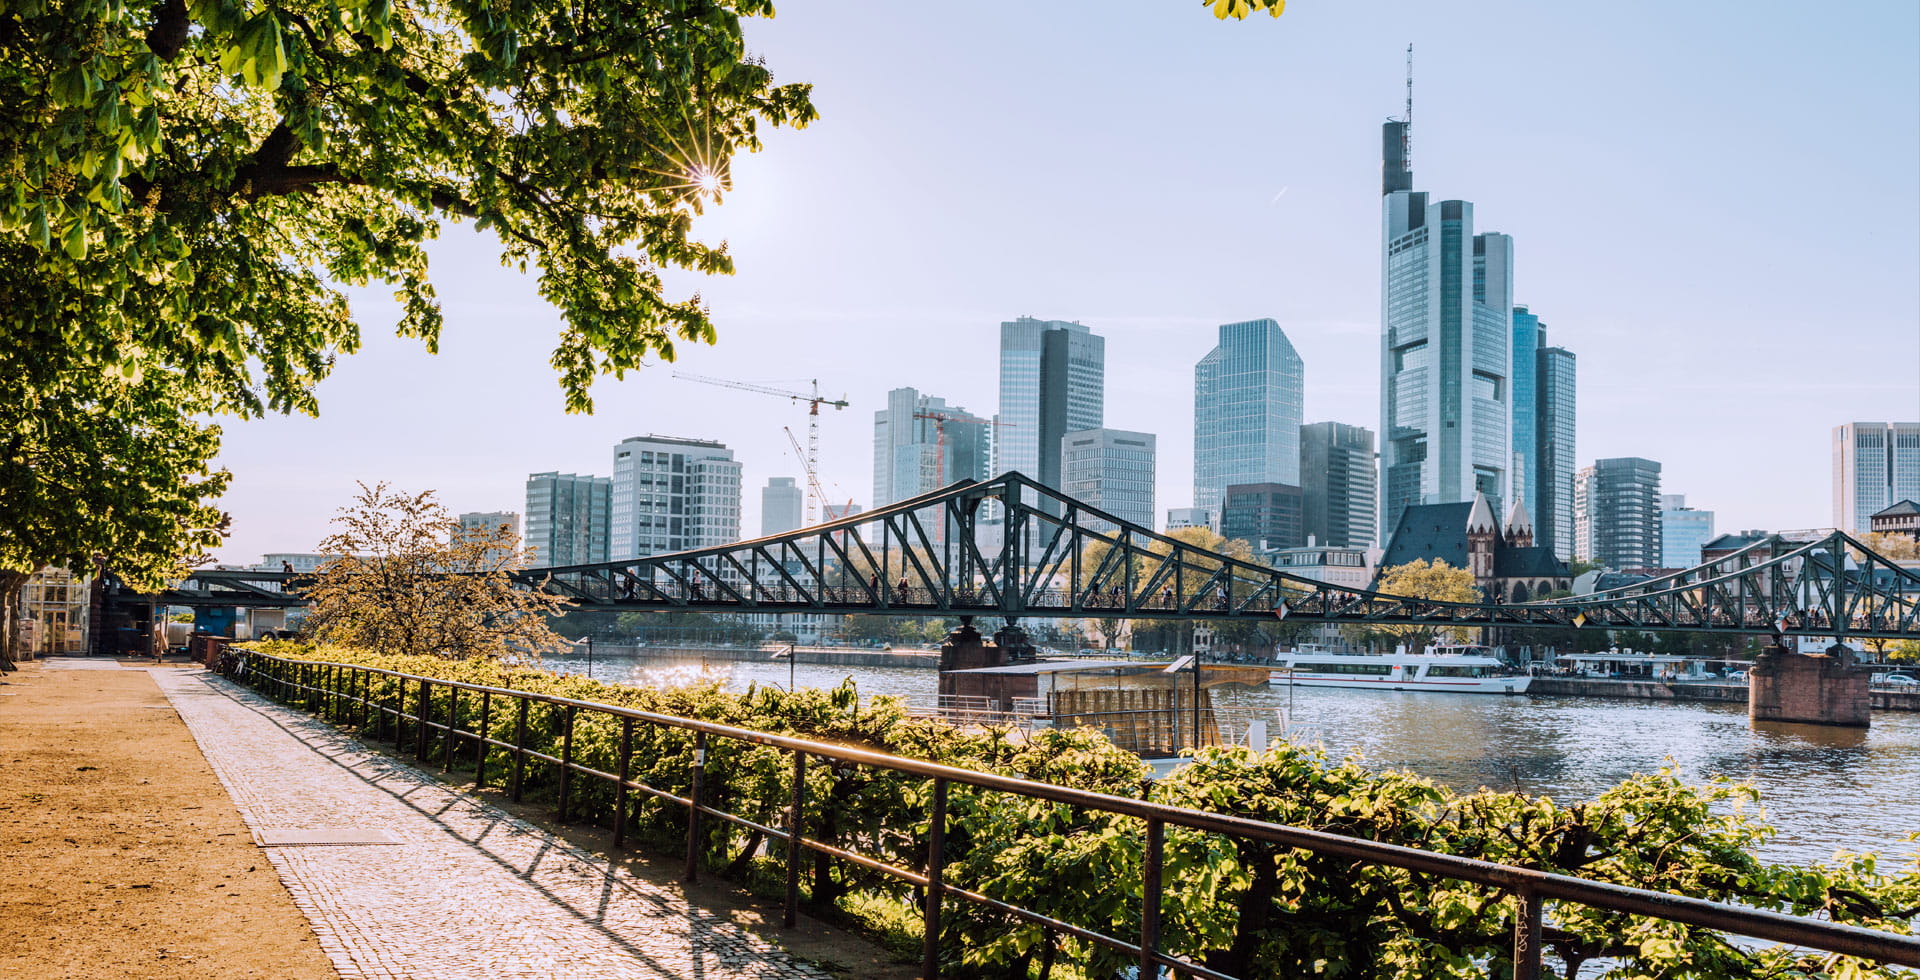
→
(153, 473, 1920, 640)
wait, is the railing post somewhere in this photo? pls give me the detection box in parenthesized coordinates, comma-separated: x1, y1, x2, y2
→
(475, 690, 492, 786)
(510, 697, 529, 803)
(557, 705, 576, 821)
(1141, 817, 1164, 980)
(613, 716, 634, 848)
(392, 676, 405, 748)
(684, 731, 706, 882)
(1513, 884, 1543, 980)
(416, 678, 431, 761)
(444, 688, 460, 773)
(922, 777, 949, 980)
(783, 750, 807, 928)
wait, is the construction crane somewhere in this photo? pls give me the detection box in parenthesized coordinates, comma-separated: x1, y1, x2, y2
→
(674, 372, 849, 524)
(782, 426, 853, 524)
(913, 411, 1013, 489)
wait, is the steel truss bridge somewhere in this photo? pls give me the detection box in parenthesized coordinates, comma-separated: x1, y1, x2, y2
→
(151, 473, 1920, 640)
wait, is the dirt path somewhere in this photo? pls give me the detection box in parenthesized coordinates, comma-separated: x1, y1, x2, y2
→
(0, 661, 338, 980)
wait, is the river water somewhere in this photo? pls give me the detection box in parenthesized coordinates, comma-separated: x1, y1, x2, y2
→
(541, 652, 1920, 867)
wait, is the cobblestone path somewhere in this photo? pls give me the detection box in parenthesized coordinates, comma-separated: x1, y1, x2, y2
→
(153, 668, 837, 980)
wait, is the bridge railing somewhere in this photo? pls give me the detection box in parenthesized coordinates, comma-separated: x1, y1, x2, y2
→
(221, 651, 1918, 977)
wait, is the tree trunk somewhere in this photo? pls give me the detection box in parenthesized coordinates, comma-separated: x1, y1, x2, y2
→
(0, 571, 32, 672)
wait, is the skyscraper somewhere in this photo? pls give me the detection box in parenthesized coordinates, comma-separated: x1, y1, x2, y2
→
(871, 387, 989, 508)
(1221, 483, 1305, 554)
(1379, 111, 1512, 540)
(1534, 345, 1577, 561)
(1576, 457, 1663, 570)
(760, 477, 803, 536)
(1659, 494, 1715, 569)
(1193, 319, 1304, 519)
(1300, 422, 1377, 548)
(609, 435, 742, 560)
(1510, 306, 1542, 527)
(995, 317, 1104, 489)
(457, 510, 521, 567)
(523, 473, 611, 567)
(1060, 428, 1156, 533)
(1833, 422, 1920, 535)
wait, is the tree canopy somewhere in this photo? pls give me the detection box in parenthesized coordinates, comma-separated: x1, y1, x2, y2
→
(1344, 558, 1481, 653)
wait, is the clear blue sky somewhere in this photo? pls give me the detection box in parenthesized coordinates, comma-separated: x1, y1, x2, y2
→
(211, 0, 1920, 564)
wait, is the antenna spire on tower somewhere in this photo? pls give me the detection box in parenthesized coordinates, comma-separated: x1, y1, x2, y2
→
(1404, 42, 1414, 171)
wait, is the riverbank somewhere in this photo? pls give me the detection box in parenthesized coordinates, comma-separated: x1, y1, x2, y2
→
(1527, 676, 1920, 713)
(594, 644, 939, 669)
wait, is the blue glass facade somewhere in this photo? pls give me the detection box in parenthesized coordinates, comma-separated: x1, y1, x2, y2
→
(1194, 319, 1305, 518)
(1510, 306, 1542, 533)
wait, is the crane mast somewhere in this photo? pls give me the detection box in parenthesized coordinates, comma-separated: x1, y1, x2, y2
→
(674, 372, 849, 524)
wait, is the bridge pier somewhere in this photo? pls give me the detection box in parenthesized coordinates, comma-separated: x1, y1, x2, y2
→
(1749, 643, 1872, 728)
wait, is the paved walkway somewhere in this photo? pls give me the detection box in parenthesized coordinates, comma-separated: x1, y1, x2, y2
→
(148, 666, 838, 980)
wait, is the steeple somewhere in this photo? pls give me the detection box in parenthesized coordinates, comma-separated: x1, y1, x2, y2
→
(1466, 491, 1499, 535)
(1505, 495, 1534, 548)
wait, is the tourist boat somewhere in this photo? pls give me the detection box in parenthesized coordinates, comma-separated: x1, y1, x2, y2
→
(1271, 644, 1531, 694)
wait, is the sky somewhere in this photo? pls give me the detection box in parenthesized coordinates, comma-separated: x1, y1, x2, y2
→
(210, 0, 1920, 565)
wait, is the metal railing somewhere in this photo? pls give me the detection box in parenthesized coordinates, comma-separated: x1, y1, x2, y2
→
(226, 651, 1920, 977)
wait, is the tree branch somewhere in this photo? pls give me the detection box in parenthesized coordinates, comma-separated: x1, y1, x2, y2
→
(145, 0, 191, 61)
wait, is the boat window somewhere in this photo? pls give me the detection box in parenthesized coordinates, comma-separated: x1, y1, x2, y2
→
(1293, 662, 1393, 676)
(1426, 664, 1490, 677)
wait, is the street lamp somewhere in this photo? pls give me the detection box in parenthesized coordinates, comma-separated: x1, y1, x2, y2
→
(770, 643, 796, 691)
(1164, 654, 1201, 753)
(578, 635, 594, 680)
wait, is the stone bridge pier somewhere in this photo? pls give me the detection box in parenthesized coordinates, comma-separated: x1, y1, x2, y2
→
(1749, 642, 1873, 727)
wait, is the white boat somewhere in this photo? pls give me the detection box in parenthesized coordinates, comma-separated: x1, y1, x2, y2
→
(1272, 645, 1531, 694)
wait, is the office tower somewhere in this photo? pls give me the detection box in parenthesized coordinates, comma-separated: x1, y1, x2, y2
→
(1193, 319, 1305, 518)
(1535, 345, 1577, 561)
(871, 387, 989, 507)
(1221, 483, 1305, 554)
(1510, 306, 1542, 527)
(1300, 422, 1377, 548)
(524, 473, 611, 567)
(457, 510, 521, 566)
(1379, 108, 1512, 541)
(1165, 507, 1211, 531)
(1833, 423, 1920, 534)
(1659, 494, 1715, 569)
(995, 317, 1105, 488)
(609, 436, 742, 560)
(1576, 457, 1663, 569)
(1059, 428, 1156, 532)
(761, 477, 803, 536)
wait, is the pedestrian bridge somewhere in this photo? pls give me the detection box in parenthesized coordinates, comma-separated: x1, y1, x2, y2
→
(158, 473, 1920, 641)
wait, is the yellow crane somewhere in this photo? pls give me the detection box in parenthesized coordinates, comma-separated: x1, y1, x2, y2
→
(674, 372, 849, 524)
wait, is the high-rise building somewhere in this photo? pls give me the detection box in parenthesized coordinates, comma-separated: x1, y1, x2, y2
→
(524, 473, 611, 567)
(457, 510, 521, 566)
(872, 387, 989, 508)
(1510, 306, 1542, 526)
(1833, 423, 1920, 535)
(1165, 507, 1211, 531)
(609, 436, 742, 560)
(1221, 483, 1305, 554)
(1300, 422, 1377, 548)
(760, 477, 803, 537)
(995, 317, 1104, 489)
(1194, 319, 1304, 518)
(1575, 457, 1663, 569)
(1059, 428, 1156, 533)
(1534, 345, 1577, 561)
(1659, 494, 1715, 569)
(1379, 111, 1512, 541)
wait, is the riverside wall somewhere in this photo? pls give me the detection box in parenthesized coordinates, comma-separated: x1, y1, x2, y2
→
(1530, 677, 1920, 713)
(591, 644, 939, 669)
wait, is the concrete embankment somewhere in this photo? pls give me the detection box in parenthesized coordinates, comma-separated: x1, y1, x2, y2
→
(1530, 677, 1920, 713)
(594, 644, 940, 669)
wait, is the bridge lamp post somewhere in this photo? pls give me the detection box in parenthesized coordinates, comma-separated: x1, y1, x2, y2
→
(770, 644, 795, 691)
(577, 635, 594, 680)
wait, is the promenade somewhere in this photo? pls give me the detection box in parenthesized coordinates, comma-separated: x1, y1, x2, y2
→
(0, 659, 907, 980)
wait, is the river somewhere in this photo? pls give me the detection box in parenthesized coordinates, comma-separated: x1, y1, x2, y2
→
(541, 651, 1920, 867)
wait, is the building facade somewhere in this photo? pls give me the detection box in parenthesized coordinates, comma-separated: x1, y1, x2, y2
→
(994, 317, 1104, 490)
(1833, 423, 1920, 535)
(1300, 421, 1377, 548)
(1870, 500, 1920, 542)
(609, 436, 742, 560)
(1059, 428, 1156, 532)
(872, 387, 990, 508)
(457, 510, 522, 567)
(524, 472, 611, 567)
(1221, 483, 1305, 554)
(1194, 319, 1304, 518)
(1165, 507, 1211, 532)
(1379, 493, 1568, 605)
(1576, 457, 1663, 570)
(760, 477, 803, 537)
(1379, 115, 1513, 541)
(1534, 345, 1577, 560)
(1659, 494, 1716, 569)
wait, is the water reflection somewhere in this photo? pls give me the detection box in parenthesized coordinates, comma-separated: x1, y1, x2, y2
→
(542, 653, 1920, 866)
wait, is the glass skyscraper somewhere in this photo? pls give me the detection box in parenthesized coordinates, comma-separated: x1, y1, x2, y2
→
(523, 472, 611, 567)
(1193, 319, 1304, 519)
(995, 317, 1104, 489)
(1535, 345, 1577, 560)
(1577, 457, 1663, 570)
(1510, 306, 1542, 528)
(1379, 117, 1513, 540)
(871, 387, 989, 507)
(1300, 421, 1377, 548)
(1659, 494, 1715, 569)
(1060, 428, 1156, 533)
